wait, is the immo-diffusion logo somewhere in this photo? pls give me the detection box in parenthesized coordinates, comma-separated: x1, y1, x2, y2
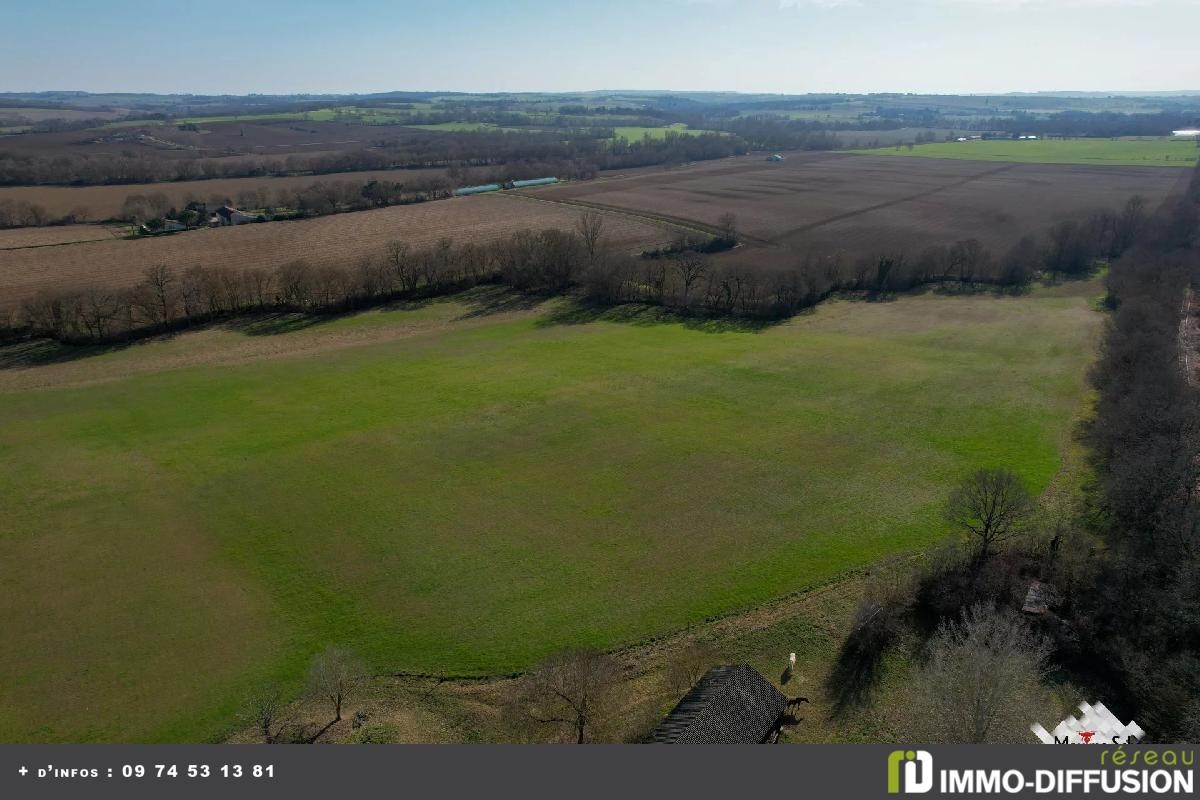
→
(1030, 701, 1144, 744)
(885, 747, 1194, 795)
(888, 750, 933, 794)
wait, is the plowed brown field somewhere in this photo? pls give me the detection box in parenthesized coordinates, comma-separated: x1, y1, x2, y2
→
(0, 195, 673, 308)
(523, 152, 1187, 266)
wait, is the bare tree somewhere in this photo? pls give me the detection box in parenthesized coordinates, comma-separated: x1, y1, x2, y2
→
(355, 255, 385, 300)
(276, 260, 315, 307)
(147, 192, 170, 219)
(516, 650, 622, 743)
(244, 268, 274, 309)
(643, 260, 667, 304)
(179, 265, 207, 318)
(952, 238, 990, 283)
(65, 205, 90, 224)
(907, 604, 1050, 743)
(946, 468, 1034, 561)
(576, 211, 606, 264)
(305, 646, 367, 723)
(218, 267, 244, 311)
(137, 264, 176, 326)
(665, 641, 720, 697)
(79, 286, 120, 339)
(1114, 194, 1148, 254)
(121, 194, 150, 223)
(385, 240, 418, 292)
(246, 683, 287, 743)
(674, 253, 707, 308)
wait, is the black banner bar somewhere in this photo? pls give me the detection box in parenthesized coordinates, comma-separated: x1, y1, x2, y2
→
(0, 744, 1195, 800)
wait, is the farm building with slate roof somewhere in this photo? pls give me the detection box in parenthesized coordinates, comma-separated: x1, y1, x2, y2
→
(651, 664, 790, 744)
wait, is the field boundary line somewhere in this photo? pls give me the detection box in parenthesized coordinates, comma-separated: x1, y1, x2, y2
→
(0, 236, 120, 251)
(1180, 286, 1198, 387)
(0, 224, 127, 251)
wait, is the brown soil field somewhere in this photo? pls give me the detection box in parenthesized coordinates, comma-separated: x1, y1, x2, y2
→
(0, 167, 450, 220)
(128, 120, 374, 157)
(0, 108, 125, 122)
(0, 121, 382, 161)
(524, 152, 1188, 266)
(0, 224, 127, 250)
(0, 195, 674, 309)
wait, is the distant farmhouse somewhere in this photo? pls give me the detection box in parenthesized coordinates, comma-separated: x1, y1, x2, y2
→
(209, 205, 258, 226)
(651, 664, 804, 744)
(140, 219, 187, 235)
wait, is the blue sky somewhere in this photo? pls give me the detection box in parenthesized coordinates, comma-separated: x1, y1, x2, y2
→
(4, 0, 1198, 95)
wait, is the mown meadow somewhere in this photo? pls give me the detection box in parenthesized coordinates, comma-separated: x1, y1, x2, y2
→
(854, 136, 1200, 167)
(0, 280, 1101, 742)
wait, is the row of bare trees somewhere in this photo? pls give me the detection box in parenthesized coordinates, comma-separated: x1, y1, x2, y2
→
(0, 122, 750, 189)
(0, 171, 486, 228)
(248, 645, 368, 744)
(245, 644, 631, 745)
(825, 166, 1200, 744)
(582, 200, 1146, 318)
(7, 195, 1149, 345)
(0, 198, 86, 228)
(1072, 161, 1200, 741)
(116, 176, 458, 227)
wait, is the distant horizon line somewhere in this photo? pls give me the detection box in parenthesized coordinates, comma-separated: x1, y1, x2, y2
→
(3, 88, 1200, 99)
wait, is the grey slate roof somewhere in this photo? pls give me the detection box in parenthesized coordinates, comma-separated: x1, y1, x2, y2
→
(651, 664, 787, 744)
(1022, 580, 1058, 615)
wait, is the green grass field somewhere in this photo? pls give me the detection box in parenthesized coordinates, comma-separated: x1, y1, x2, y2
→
(0, 282, 1101, 742)
(852, 137, 1200, 167)
(612, 124, 721, 141)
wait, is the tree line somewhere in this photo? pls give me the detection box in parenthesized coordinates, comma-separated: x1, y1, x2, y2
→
(825, 161, 1200, 743)
(4, 195, 1150, 346)
(980, 110, 1200, 139)
(0, 124, 755, 189)
(1071, 160, 1200, 740)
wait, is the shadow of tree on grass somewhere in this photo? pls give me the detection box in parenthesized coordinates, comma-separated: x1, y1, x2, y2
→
(537, 298, 785, 334)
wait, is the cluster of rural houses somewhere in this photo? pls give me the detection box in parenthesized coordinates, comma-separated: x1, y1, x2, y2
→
(954, 134, 1039, 142)
(143, 175, 563, 235)
(140, 204, 265, 235)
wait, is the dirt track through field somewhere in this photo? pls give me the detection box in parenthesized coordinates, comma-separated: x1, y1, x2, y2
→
(0, 225, 126, 250)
